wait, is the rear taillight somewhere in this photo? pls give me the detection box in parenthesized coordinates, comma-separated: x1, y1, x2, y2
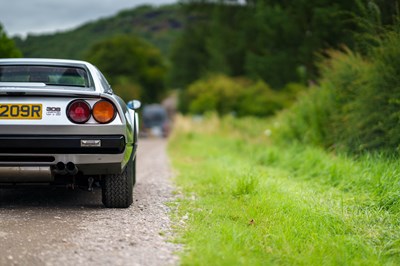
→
(67, 100, 91, 123)
(92, 100, 116, 124)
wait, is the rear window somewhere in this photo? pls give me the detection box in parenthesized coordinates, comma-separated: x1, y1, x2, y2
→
(0, 65, 91, 88)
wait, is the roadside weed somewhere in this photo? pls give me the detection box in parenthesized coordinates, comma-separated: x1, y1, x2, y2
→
(169, 115, 400, 265)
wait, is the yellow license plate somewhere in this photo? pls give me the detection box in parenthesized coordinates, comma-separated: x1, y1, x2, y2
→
(0, 104, 42, 120)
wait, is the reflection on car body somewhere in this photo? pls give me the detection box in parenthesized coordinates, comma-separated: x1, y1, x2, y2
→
(0, 58, 141, 208)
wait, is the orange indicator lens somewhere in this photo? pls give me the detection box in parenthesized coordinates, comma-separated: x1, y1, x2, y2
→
(92, 100, 115, 124)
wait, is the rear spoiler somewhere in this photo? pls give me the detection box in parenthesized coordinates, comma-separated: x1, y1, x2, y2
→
(0, 82, 101, 98)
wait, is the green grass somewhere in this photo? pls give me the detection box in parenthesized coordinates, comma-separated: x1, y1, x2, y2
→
(168, 115, 400, 265)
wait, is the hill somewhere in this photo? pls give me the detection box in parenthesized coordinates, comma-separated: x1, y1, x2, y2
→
(14, 4, 184, 59)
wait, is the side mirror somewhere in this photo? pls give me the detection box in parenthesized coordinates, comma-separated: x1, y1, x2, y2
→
(127, 100, 141, 110)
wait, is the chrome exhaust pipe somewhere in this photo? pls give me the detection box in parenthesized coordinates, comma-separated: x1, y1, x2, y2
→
(66, 162, 78, 175)
(0, 166, 53, 182)
(54, 162, 67, 175)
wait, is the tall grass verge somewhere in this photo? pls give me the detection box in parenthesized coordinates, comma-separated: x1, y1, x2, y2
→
(169, 115, 400, 265)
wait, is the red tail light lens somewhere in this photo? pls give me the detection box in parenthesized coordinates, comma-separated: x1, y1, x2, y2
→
(67, 100, 91, 123)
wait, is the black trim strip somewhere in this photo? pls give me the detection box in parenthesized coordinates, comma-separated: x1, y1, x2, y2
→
(0, 156, 55, 162)
(0, 135, 125, 154)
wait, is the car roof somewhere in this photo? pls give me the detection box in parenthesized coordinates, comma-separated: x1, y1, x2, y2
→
(0, 58, 92, 68)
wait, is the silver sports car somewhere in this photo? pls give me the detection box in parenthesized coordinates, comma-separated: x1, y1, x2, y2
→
(0, 58, 141, 208)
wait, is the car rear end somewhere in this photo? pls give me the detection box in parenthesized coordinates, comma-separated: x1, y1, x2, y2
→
(0, 59, 137, 207)
(0, 90, 132, 180)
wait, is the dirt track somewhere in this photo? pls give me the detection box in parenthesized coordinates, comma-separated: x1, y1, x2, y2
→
(0, 139, 180, 266)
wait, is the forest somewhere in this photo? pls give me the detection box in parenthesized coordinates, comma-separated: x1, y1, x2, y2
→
(1, 0, 400, 152)
(1, 0, 400, 154)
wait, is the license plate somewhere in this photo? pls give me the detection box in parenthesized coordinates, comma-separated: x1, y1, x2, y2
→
(0, 104, 42, 120)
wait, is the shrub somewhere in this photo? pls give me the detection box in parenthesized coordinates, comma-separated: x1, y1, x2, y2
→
(274, 28, 400, 154)
(237, 80, 287, 117)
(183, 75, 304, 117)
(318, 49, 371, 151)
(273, 86, 335, 148)
(354, 30, 400, 151)
(186, 75, 242, 115)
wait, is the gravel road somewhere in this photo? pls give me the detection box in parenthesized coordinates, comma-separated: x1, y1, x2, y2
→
(0, 139, 180, 266)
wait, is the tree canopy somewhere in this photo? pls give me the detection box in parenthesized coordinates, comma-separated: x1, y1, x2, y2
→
(170, 0, 395, 89)
(0, 24, 22, 58)
(86, 35, 167, 103)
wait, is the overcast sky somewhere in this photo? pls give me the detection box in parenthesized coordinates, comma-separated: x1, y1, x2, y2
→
(0, 0, 178, 37)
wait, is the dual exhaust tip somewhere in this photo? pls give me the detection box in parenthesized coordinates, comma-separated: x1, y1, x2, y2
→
(0, 162, 78, 183)
(54, 162, 78, 175)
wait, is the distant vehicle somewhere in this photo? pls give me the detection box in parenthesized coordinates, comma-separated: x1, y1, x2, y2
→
(141, 104, 170, 138)
(0, 58, 141, 208)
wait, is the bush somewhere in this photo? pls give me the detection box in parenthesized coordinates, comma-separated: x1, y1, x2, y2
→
(237, 80, 286, 117)
(183, 75, 304, 117)
(318, 49, 371, 150)
(356, 30, 400, 151)
(273, 86, 335, 148)
(274, 28, 400, 154)
(186, 75, 242, 115)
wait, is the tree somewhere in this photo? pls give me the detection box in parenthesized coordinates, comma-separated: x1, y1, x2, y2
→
(0, 24, 22, 58)
(169, 2, 248, 88)
(86, 35, 167, 103)
(172, 0, 364, 88)
(168, 23, 210, 88)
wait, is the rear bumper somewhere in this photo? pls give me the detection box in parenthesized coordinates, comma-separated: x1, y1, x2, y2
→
(0, 135, 126, 154)
(0, 152, 128, 178)
(0, 139, 137, 182)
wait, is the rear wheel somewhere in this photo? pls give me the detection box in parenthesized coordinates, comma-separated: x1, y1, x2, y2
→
(102, 158, 135, 208)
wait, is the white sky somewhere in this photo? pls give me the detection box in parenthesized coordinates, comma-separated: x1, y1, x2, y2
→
(0, 0, 178, 37)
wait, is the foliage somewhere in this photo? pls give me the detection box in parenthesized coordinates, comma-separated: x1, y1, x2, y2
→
(274, 49, 370, 150)
(170, 0, 365, 89)
(169, 115, 400, 265)
(273, 25, 400, 154)
(85, 35, 167, 103)
(358, 29, 400, 151)
(185, 75, 243, 115)
(14, 4, 184, 59)
(182, 75, 304, 117)
(171, 0, 400, 90)
(167, 23, 210, 89)
(0, 24, 22, 58)
(111, 76, 142, 103)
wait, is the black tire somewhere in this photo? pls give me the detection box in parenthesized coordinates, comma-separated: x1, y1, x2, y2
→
(102, 158, 134, 208)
